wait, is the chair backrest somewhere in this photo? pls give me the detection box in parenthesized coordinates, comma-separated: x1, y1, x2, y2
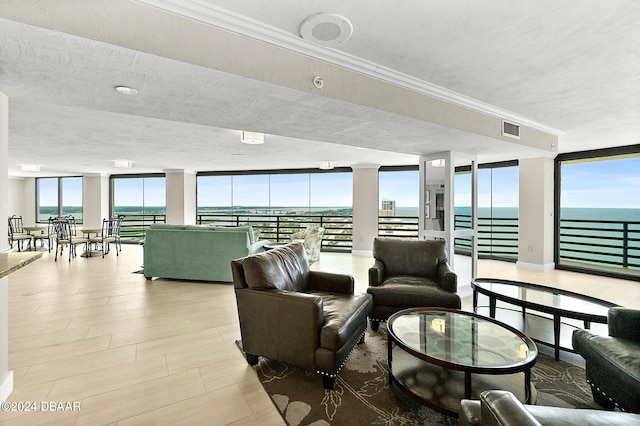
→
(47, 217, 56, 236)
(8, 215, 25, 234)
(373, 237, 449, 279)
(231, 242, 310, 291)
(52, 217, 73, 241)
(65, 216, 79, 236)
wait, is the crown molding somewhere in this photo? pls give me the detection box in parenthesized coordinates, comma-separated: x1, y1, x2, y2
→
(136, 0, 563, 137)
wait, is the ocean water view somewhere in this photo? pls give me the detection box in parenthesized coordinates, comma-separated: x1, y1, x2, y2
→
(40, 206, 640, 222)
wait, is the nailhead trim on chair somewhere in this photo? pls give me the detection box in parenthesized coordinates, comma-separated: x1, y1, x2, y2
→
(586, 379, 624, 411)
(316, 329, 367, 380)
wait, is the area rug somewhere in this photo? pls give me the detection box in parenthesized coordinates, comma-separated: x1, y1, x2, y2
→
(238, 326, 600, 426)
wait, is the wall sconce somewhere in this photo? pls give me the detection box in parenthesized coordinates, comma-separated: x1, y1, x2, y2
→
(431, 159, 445, 167)
(241, 131, 265, 145)
(318, 161, 334, 170)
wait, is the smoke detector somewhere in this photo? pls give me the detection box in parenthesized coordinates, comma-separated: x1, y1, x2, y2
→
(300, 13, 353, 46)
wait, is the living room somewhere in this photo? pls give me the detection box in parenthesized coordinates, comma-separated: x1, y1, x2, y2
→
(2, 1, 640, 425)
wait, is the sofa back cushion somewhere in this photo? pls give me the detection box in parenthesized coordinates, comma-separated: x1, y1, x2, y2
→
(373, 238, 448, 278)
(211, 225, 256, 244)
(239, 242, 310, 291)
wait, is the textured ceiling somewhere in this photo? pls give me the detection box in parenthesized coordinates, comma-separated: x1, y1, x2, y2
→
(1, 0, 639, 178)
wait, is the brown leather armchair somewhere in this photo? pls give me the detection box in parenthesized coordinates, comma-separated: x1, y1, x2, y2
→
(367, 237, 461, 330)
(231, 242, 372, 389)
(572, 307, 640, 413)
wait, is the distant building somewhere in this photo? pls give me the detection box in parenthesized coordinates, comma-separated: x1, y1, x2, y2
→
(380, 199, 396, 217)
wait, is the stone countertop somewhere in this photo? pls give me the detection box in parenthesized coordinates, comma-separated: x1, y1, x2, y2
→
(0, 251, 43, 279)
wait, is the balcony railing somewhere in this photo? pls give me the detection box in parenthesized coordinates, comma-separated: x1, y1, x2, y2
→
(118, 214, 166, 240)
(559, 218, 640, 272)
(380, 215, 519, 260)
(119, 212, 639, 276)
(196, 213, 353, 252)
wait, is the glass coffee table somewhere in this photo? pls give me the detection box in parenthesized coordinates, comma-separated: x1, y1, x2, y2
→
(387, 308, 537, 416)
(471, 278, 619, 360)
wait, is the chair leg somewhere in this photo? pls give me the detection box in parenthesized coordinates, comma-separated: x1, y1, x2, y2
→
(370, 319, 379, 331)
(246, 353, 259, 365)
(322, 376, 336, 390)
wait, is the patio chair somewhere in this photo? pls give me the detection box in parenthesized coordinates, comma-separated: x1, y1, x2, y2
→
(8, 215, 33, 251)
(290, 225, 325, 263)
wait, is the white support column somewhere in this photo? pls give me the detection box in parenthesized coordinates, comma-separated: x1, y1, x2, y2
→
(517, 157, 555, 271)
(82, 175, 110, 227)
(0, 91, 13, 401)
(351, 164, 380, 256)
(165, 170, 196, 225)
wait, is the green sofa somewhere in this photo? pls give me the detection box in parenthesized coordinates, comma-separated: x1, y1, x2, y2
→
(143, 224, 270, 282)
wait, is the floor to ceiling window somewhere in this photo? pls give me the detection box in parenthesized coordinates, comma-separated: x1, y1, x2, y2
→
(556, 146, 640, 279)
(478, 162, 519, 260)
(378, 167, 419, 237)
(110, 174, 166, 239)
(196, 169, 353, 250)
(36, 176, 83, 222)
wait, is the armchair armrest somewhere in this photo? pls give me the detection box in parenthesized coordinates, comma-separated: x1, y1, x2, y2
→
(309, 271, 354, 294)
(437, 262, 458, 293)
(609, 307, 640, 342)
(235, 288, 324, 366)
(368, 259, 385, 287)
(248, 239, 271, 253)
(479, 390, 542, 426)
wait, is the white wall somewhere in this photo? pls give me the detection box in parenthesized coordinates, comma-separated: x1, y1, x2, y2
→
(351, 165, 379, 256)
(82, 175, 110, 227)
(7, 178, 25, 219)
(165, 171, 196, 225)
(518, 157, 555, 271)
(1, 91, 13, 401)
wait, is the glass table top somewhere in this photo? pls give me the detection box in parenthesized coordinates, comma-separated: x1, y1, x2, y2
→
(473, 279, 615, 317)
(388, 310, 537, 370)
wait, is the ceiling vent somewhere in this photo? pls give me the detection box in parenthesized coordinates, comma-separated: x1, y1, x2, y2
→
(502, 120, 520, 139)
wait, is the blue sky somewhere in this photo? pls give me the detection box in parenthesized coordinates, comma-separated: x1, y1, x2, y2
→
(39, 156, 639, 210)
(561, 157, 640, 209)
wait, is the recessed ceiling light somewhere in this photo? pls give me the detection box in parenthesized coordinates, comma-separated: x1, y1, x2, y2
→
(241, 131, 265, 145)
(318, 161, 334, 170)
(115, 86, 138, 95)
(114, 159, 133, 168)
(20, 164, 40, 172)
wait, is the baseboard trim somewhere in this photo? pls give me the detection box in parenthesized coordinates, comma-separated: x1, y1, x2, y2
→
(516, 261, 555, 272)
(0, 371, 13, 402)
(351, 250, 373, 257)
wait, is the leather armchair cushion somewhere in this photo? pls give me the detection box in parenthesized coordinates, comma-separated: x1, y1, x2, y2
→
(313, 291, 372, 351)
(373, 238, 448, 279)
(242, 244, 310, 291)
(367, 276, 461, 308)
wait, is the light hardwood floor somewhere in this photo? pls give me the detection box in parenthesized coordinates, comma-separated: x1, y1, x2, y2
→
(2, 245, 639, 425)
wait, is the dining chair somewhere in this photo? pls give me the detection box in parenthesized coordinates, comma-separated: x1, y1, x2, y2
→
(8, 215, 33, 252)
(52, 217, 88, 261)
(88, 218, 118, 257)
(32, 217, 56, 252)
